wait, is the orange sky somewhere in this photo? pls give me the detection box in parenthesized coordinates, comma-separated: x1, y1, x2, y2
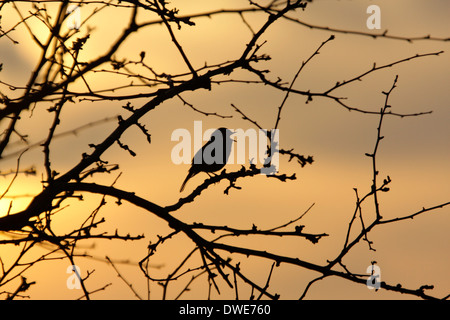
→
(0, 0, 449, 299)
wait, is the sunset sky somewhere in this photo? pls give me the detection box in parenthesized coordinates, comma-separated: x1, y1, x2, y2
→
(0, 0, 449, 299)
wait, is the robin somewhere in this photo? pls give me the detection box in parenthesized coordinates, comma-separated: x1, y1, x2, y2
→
(180, 127, 234, 192)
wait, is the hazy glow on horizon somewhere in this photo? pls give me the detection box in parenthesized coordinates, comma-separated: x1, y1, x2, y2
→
(0, 0, 448, 300)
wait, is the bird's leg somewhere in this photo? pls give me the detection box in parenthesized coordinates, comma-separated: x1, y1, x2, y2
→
(206, 172, 218, 178)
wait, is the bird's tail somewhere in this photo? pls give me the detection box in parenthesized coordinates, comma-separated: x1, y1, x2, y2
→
(180, 170, 195, 192)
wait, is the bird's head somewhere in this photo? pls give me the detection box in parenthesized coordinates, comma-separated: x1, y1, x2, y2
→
(208, 127, 234, 144)
(217, 127, 234, 139)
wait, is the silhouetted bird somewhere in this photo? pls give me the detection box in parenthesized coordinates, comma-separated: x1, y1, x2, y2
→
(180, 127, 234, 192)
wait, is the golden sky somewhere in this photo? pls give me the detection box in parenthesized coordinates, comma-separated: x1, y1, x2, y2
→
(0, 0, 449, 299)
